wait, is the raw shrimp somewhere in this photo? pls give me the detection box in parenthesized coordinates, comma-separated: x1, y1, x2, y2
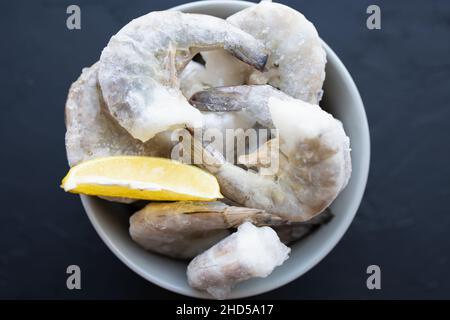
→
(188, 85, 351, 222)
(202, 0, 326, 104)
(187, 221, 290, 299)
(65, 63, 174, 167)
(129, 201, 283, 259)
(98, 11, 268, 142)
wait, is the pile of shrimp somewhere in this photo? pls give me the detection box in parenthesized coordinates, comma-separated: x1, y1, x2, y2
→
(64, 1, 351, 299)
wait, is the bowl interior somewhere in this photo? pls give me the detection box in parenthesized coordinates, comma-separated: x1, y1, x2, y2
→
(81, 0, 370, 299)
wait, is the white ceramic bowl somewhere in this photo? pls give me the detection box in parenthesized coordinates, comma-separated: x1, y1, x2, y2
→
(80, 0, 370, 299)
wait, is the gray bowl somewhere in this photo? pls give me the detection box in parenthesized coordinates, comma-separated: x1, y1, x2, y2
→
(80, 0, 370, 299)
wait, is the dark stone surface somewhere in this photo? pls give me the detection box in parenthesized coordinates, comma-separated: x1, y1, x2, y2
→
(0, 0, 449, 299)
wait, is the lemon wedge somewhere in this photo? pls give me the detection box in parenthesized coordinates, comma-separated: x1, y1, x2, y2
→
(61, 156, 222, 201)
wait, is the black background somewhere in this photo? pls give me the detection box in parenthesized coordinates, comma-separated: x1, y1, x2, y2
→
(0, 0, 449, 299)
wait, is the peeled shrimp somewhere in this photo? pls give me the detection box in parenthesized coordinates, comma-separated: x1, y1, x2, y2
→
(65, 63, 174, 167)
(129, 201, 283, 259)
(98, 11, 268, 142)
(187, 221, 290, 299)
(202, 0, 326, 104)
(189, 85, 351, 222)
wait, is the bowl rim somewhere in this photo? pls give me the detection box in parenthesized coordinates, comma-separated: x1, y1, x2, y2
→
(80, 0, 371, 299)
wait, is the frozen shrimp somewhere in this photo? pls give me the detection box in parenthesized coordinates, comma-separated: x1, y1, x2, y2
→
(129, 201, 283, 259)
(187, 221, 290, 299)
(202, 0, 326, 104)
(65, 63, 174, 167)
(189, 85, 351, 222)
(98, 11, 268, 142)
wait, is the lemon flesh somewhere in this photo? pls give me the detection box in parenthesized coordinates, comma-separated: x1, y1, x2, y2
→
(61, 156, 222, 201)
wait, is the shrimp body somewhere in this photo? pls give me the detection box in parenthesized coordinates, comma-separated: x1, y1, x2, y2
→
(65, 63, 173, 167)
(98, 11, 268, 142)
(187, 221, 290, 299)
(202, 1, 326, 104)
(129, 201, 283, 259)
(190, 85, 351, 222)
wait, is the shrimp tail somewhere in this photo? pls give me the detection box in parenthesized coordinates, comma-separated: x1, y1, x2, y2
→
(189, 87, 247, 112)
(189, 85, 277, 111)
(224, 45, 268, 72)
(223, 205, 284, 227)
(190, 85, 288, 128)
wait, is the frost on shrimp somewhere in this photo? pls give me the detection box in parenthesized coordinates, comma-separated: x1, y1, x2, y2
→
(98, 11, 268, 142)
(129, 201, 283, 259)
(189, 85, 351, 222)
(179, 61, 211, 100)
(64, 63, 174, 167)
(201, 1, 326, 104)
(179, 61, 261, 152)
(187, 221, 290, 299)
